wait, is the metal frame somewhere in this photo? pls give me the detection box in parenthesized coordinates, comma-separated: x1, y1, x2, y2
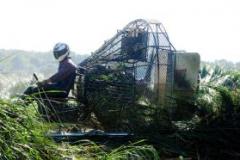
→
(80, 19, 176, 107)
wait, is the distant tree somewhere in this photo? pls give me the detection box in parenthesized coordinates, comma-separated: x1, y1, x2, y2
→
(0, 49, 88, 75)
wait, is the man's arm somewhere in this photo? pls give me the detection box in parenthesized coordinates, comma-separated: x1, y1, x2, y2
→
(37, 66, 74, 86)
(48, 66, 75, 83)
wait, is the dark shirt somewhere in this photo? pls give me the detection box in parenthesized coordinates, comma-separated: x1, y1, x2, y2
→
(49, 57, 77, 94)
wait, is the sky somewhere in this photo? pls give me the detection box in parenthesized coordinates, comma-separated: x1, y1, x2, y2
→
(0, 0, 239, 62)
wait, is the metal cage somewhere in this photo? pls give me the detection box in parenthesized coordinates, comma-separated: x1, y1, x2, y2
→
(77, 19, 177, 131)
(80, 19, 175, 106)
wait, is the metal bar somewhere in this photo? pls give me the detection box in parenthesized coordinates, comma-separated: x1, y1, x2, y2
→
(47, 131, 134, 142)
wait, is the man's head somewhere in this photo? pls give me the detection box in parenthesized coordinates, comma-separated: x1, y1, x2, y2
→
(53, 42, 70, 62)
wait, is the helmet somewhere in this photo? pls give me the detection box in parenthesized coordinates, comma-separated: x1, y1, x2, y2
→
(53, 43, 70, 62)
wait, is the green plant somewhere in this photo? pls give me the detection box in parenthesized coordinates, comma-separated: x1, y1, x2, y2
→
(0, 99, 61, 159)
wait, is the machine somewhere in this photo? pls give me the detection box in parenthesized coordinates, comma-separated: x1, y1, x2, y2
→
(36, 19, 200, 133)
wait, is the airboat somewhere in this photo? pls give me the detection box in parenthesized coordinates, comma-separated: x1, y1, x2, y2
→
(32, 19, 200, 141)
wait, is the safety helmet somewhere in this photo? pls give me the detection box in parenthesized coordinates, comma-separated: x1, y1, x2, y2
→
(53, 43, 70, 62)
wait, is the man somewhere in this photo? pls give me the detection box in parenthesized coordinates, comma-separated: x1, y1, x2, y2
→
(24, 42, 77, 99)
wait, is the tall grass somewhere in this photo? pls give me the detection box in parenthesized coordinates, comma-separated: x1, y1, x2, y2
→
(0, 98, 161, 159)
(0, 99, 61, 159)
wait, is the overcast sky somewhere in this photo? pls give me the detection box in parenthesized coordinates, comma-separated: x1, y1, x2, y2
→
(0, 0, 239, 62)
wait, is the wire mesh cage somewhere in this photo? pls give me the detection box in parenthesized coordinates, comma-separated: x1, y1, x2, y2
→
(77, 19, 177, 132)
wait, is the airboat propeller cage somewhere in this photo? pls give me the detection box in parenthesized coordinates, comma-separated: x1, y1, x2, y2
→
(78, 19, 200, 107)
